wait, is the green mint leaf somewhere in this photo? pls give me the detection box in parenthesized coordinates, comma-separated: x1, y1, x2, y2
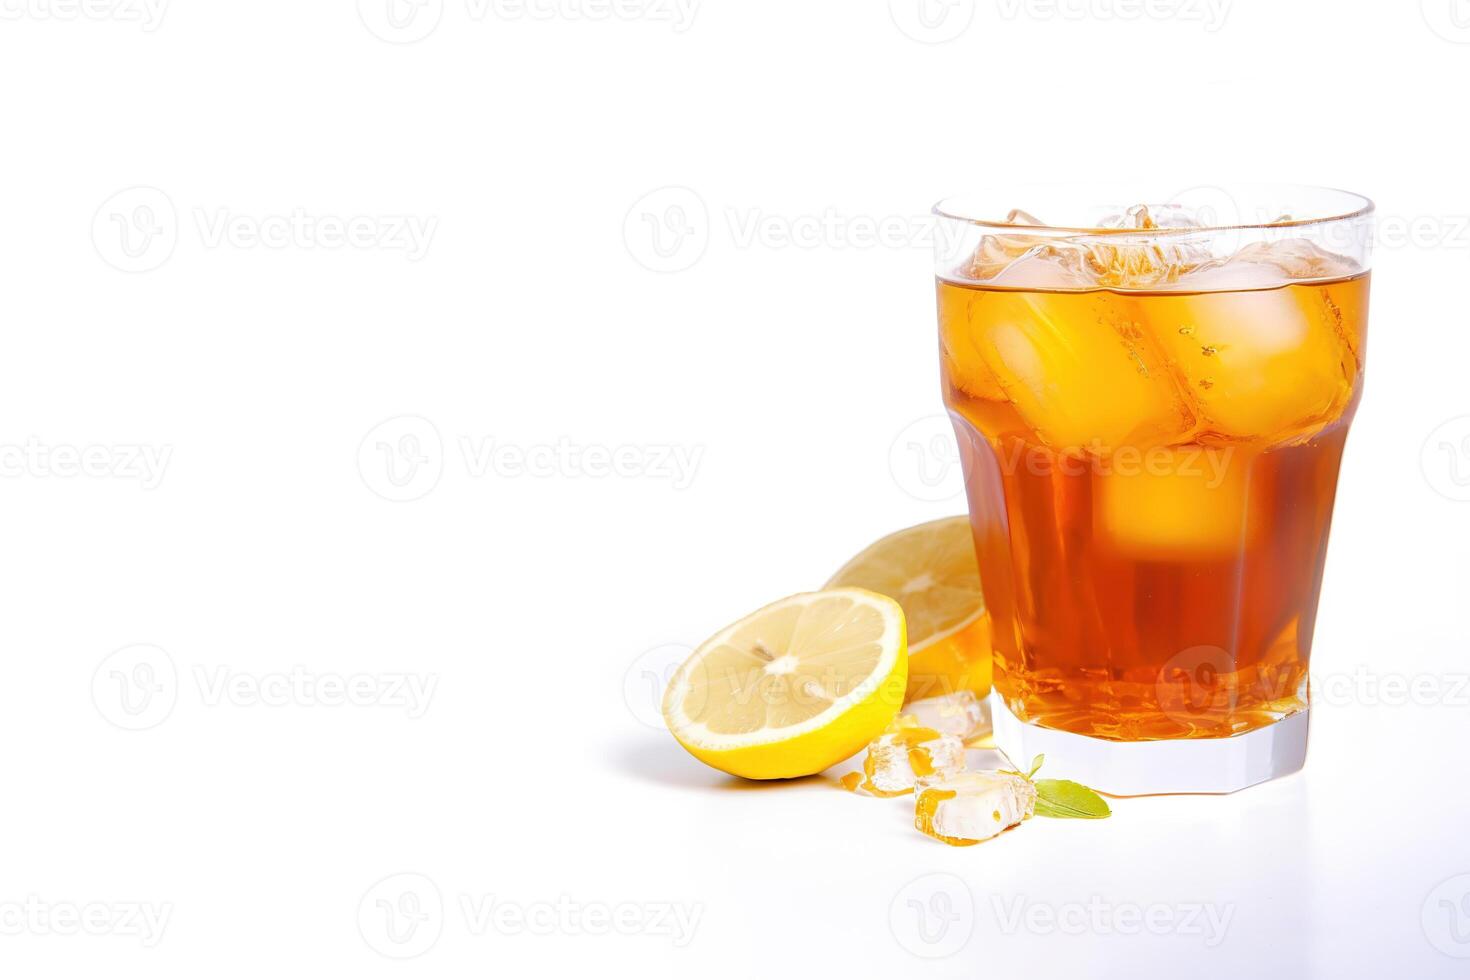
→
(1027, 754, 1045, 779)
(1032, 779, 1111, 819)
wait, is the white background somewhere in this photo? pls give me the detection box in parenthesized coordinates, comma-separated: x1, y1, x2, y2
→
(2, 1, 1469, 977)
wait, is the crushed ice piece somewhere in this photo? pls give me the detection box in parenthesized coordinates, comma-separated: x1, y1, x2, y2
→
(851, 720, 965, 797)
(1098, 203, 1202, 230)
(1194, 238, 1359, 283)
(1005, 208, 1045, 225)
(962, 233, 1061, 282)
(902, 690, 991, 742)
(1076, 235, 1213, 288)
(914, 770, 1037, 846)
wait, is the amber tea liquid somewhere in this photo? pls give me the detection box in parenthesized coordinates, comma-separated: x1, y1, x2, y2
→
(939, 273, 1369, 741)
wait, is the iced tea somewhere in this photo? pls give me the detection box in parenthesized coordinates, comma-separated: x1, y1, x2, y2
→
(937, 205, 1369, 743)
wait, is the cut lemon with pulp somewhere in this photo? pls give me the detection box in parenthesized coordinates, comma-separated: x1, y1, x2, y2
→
(826, 516, 991, 702)
(661, 588, 907, 780)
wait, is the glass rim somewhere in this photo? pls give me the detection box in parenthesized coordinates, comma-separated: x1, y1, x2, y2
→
(931, 184, 1374, 237)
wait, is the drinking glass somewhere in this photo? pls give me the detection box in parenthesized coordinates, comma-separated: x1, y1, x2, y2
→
(932, 184, 1372, 793)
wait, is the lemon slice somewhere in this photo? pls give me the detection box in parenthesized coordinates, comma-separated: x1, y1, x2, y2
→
(661, 589, 907, 780)
(826, 516, 991, 702)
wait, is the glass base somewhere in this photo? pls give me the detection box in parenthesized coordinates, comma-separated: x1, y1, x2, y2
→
(988, 693, 1308, 796)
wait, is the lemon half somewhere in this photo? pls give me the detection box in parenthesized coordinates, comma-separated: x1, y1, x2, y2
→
(661, 589, 907, 780)
(826, 516, 991, 701)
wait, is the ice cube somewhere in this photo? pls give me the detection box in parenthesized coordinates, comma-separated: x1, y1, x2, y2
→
(982, 241, 1099, 290)
(851, 723, 966, 797)
(902, 690, 992, 742)
(913, 770, 1037, 846)
(1076, 235, 1212, 289)
(962, 232, 1056, 283)
(1099, 203, 1207, 231)
(1076, 205, 1214, 287)
(1182, 238, 1360, 291)
(955, 208, 1053, 280)
(965, 288, 1194, 450)
(1132, 274, 1365, 443)
(939, 284, 1010, 404)
(1094, 446, 1254, 558)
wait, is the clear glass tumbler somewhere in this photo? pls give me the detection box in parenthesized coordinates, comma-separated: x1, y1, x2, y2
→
(932, 184, 1372, 793)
